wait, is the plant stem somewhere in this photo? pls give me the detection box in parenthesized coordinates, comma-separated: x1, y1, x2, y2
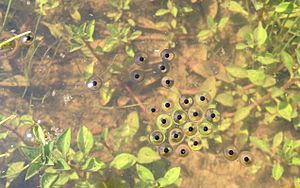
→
(0, 31, 31, 48)
(0, 0, 13, 33)
(0, 114, 17, 126)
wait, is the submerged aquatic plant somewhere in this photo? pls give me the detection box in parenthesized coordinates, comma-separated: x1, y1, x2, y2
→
(1, 0, 300, 187)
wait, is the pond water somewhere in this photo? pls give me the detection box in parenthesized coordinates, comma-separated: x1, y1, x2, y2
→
(0, 0, 300, 188)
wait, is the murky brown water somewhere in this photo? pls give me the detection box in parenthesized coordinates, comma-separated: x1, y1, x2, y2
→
(1, 0, 300, 188)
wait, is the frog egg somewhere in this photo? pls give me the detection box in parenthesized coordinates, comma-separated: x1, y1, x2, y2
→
(188, 106, 203, 122)
(183, 122, 197, 137)
(24, 127, 36, 145)
(86, 76, 102, 90)
(168, 128, 184, 144)
(20, 32, 35, 46)
(130, 69, 144, 82)
(187, 136, 203, 151)
(157, 62, 170, 74)
(179, 95, 194, 109)
(172, 110, 188, 125)
(147, 105, 160, 115)
(161, 99, 174, 112)
(205, 108, 221, 123)
(160, 49, 175, 62)
(156, 114, 173, 129)
(198, 121, 213, 136)
(149, 130, 165, 145)
(195, 91, 211, 107)
(175, 144, 190, 158)
(134, 53, 148, 66)
(159, 144, 173, 157)
(223, 145, 239, 161)
(239, 151, 254, 166)
(161, 76, 174, 89)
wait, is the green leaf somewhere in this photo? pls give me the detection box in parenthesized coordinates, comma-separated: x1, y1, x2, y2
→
(110, 153, 137, 170)
(295, 49, 300, 64)
(256, 53, 279, 65)
(250, 136, 271, 153)
(252, 0, 264, 10)
(215, 92, 234, 107)
(197, 30, 212, 41)
(55, 158, 71, 170)
(275, 2, 294, 13)
(236, 43, 248, 50)
(41, 173, 59, 188)
(5, 161, 25, 187)
(137, 147, 161, 164)
(277, 101, 293, 121)
(99, 81, 115, 105)
(19, 146, 41, 161)
(82, 157, 106, 172)
(235, 129, 249, 148)
(25, 163, 44, 180)
(218, 17, 229, 31)
(77, 126, 94, 154)
(263, 75, 276, 88)
(222, 1, 248, 16)
(84, 62, 95, 79)
(182, 6, 193, 13)
(281, 51, 294, 74)
(125, 45, 135, 57)
(171, 19, 177, 29)
(56, 128, 71, 157)
(107, 24, 119, 36)
(170, 6, 178, 17)
(291, 157, 300, 165)
(155, 9, 169, 16)
(234, 106, 253, 123)
(19, 115, 35, 126)
(294, 177, 300, 188)
(247, 69, 266, 86)
(226, 65, 248, 78)
(271, 87, 284, 98)
(272, 163, 284, 181)
(42, 142, 54, 165)
(254, 22, 267, 47)
(33, 125, 46, 145)
(136, 164, 155, 183)
(111, 111, 139, 150)
(86, 19, 95, 41)
(157, 167, 181, 187)
(272, 132, 283, 149)
(129, 30, 142, 41)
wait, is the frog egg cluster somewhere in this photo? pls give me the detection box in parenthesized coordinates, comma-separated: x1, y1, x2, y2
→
(148, 91, 221, 158)
(129, 49, 175, 85)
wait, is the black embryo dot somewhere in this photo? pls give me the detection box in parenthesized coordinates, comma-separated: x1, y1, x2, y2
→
(228, 150, 234, 155)
(161, 119, 167, 124)
(181, 149, 186, 154)
(203, 126, 208, 131)
(200, 96, 205, 101)
(177, 115, 182, 120)
(188, 127, 194, 132)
